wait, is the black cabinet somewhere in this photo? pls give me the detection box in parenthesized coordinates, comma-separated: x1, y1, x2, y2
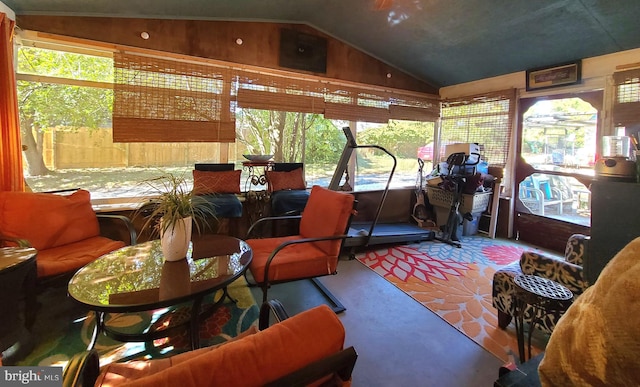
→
(588, 181, 640, 284)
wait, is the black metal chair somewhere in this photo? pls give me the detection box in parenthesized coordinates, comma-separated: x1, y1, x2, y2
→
(245, 186, 356, 313)
(193, 163, 243, 218)
(268, 162, 310, 216)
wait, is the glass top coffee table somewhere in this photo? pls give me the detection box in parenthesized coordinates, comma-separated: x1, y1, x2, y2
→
(68, 235, 252, 350)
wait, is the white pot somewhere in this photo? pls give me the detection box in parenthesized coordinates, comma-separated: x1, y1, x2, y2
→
(160, 216, 192, 261)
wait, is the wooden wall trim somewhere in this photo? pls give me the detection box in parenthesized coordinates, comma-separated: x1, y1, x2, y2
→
(16, 16, 438, 95)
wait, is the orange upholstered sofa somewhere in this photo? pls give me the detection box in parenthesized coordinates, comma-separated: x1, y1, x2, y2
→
(0, 190, 136, 279)
(63, 302, 357, 387)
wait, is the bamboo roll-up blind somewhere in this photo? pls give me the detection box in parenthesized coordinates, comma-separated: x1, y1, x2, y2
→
(323, 85, 391, 123)
(389, 104, 439, 121)
(440, 89, 515, 167)
(235, 70, 326, 113)
(113, 52, 235, 142)
(388, 92, 440, 121)
(113, 51, 440, 143)
(237, 88, 325, 113)
(612, 69, 640, 127)
(324, 102, 390, 123)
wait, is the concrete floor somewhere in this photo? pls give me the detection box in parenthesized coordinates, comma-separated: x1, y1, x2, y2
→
(250, 257, 504, 387)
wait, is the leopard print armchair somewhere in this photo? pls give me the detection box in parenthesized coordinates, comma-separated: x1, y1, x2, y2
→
(491, 234, 589, 334)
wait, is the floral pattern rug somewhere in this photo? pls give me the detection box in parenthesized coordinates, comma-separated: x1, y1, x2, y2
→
(356, 235, 553, 362)
(17, 277, 259, 367)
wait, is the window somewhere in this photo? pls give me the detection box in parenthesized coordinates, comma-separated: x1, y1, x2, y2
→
(17, 37, 439, 200)
(353, 120, 436, 191)
(113, 52, 235, 143)
(612, 68, 640, 133)
(235, 110, 435, 191)
(440, 89, 515, 167)
(18, 45, 231, 201)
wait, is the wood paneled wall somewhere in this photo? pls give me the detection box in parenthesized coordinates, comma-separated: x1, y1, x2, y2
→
(16, 16, 438, 94)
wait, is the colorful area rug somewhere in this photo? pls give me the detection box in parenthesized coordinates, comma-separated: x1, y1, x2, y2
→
(356, 235, 554, 363)
(18, 277, 259, 367)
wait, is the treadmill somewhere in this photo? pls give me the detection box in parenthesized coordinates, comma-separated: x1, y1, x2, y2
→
(329, 127, 434, 252)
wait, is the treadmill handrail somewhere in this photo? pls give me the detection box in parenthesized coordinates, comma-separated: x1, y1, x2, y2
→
(329, 127, 396, 246)
(357, 144, 396, 245)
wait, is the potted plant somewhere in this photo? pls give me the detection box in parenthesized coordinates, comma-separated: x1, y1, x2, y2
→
(138, 173, 215, 261)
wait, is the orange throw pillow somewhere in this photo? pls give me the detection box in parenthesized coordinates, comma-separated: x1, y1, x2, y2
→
(0, 189, 100, 250)
(192, 170, 241, 195)
(266, 168, 306, 192)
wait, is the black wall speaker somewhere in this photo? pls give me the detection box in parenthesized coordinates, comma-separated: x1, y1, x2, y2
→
(279, 29, 327, 74)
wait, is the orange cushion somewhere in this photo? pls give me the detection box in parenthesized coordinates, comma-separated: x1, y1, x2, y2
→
(110, 304, 344, 387)
(96, 326, 259, 387)
(246, 236, 339, 283)
(36, 236, 125, 278)
(266, 168, 306, 192)
(0, 190, 100, 250)
(192, 170, 241, 195)
(300, 186, 355, 256)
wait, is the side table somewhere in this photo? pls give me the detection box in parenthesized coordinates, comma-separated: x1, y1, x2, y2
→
(242, 160, 274, 224)
(512, 274, 572, 363)
(0, 247, 38, 364)
(242, 160, 274, 191)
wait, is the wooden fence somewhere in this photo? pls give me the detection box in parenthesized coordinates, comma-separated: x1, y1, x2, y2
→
(43, 128, 242, 169)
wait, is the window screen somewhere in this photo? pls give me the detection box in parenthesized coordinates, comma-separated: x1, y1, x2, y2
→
(612, 69, 640, 127)
(113, 52, 440, 142)
(113, 52, 234, 142)
(440, 89, 516, 167)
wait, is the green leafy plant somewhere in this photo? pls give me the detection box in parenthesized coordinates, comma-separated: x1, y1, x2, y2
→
(137, 173, 216, 237)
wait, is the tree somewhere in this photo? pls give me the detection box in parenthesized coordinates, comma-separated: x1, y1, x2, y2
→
(236, 109, 342, 163)
(358, 120, 434, 158)
(17, 47, 113, 175)
(304, 120, 344, 164)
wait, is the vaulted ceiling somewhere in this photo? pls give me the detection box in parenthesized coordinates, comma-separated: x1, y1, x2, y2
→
(4, 0, 640, 88)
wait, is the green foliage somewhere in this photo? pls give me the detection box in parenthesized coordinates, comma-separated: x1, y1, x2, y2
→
(235, 109, 277, 155)
(358, 120, 434, 158)
(18, 81, 113, 130)
(236, 109, 343, 163)
(237, 111, 436, 167)
(17, 47, 114, 131)
(18, 47, 113, 81)
(304, 121, 344, 163)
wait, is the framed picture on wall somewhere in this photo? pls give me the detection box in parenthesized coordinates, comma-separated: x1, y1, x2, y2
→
(526, 60, 582, 91)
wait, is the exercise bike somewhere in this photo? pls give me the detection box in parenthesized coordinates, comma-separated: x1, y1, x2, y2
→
(435, 152, 481, 248)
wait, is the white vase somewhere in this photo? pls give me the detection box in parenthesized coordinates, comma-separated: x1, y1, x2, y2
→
(160, 216, 192, 261)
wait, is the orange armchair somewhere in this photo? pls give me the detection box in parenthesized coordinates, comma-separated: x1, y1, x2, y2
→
(0, 189, 136, 280)
(62, 300, 357, 387)
(245, 185, 356, 312)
